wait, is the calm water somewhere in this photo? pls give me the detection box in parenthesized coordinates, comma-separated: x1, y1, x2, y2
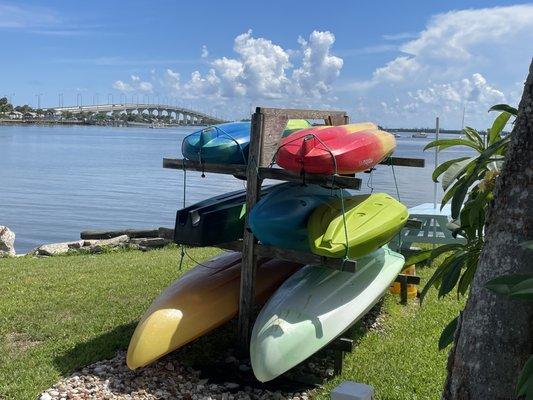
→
(0, 124, 472, 253)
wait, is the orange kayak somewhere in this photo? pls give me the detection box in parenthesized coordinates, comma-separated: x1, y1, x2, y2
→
(126, 251, 302, 369)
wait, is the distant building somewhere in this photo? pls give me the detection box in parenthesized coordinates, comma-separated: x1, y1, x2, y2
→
(7, 111, 23, 119)
(23, 112, 38, 119)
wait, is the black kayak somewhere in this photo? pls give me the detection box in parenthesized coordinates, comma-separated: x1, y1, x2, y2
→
(173, 185, 278, 246)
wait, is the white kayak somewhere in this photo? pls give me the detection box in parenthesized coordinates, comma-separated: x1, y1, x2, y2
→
(250, 246, 404, 382)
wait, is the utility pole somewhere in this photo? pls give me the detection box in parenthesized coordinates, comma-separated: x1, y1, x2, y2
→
(77, 93, 82, 107)
(35, 93, 43, 109)
(108, 93, 113, 105)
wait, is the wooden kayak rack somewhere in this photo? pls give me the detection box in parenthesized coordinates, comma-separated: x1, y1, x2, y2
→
(164, 107, 425, 351)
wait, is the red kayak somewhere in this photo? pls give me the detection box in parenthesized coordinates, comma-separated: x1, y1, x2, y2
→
(276, 123, 396, 174)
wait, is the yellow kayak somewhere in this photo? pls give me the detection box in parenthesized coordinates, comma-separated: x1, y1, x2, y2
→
(308, 193, 408, 259)
(126, 252, 301, 369)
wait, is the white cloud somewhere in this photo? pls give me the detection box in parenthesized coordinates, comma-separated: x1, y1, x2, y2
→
(345, 4, 533, 128)
(0, 3, 58, 29)
(112, 80, 133, 92)
(112, 75, 153, 93)
(153, 29, 343, 105)
(292, 31, 343, 97)
(201, 45, 209, 58)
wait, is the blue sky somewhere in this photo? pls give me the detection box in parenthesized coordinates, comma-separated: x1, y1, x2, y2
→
(1, 0, 532, 128)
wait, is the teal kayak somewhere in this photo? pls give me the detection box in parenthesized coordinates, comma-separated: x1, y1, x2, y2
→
(249, 183, 349, 252)
(182, 120, 311, 165)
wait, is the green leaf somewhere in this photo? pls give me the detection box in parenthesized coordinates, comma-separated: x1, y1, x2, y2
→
(424, 138, 482, 152)
(429, 243, 465, 260)
(510, 278, 533, 301)
(488, 111, 511, 145)
(441, 176, 466, 208)
(463, 126, 484, 149)
(404, 249, 432, 266)
(438, 254, 467, 298)
(451, 179, 470, 220)
(457, 255, 479, 296)
(516, 355, 533, 396)
(485, 274, 533, 296)
(520, 240, 533, 251)
(441, 157, 476, 191)
(489, 103, 518, 116)
(432, 157, 471, 183)
(438, 316, 459, 350)
(420, 253, 464, 304)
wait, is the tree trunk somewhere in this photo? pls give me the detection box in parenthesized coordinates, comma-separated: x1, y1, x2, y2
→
(442, 59, 533, 399)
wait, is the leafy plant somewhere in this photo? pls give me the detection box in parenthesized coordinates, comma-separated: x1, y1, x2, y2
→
(405, 104, 516, 347)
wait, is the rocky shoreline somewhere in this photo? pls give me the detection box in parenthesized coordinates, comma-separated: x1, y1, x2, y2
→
(0, 227, 175, 258)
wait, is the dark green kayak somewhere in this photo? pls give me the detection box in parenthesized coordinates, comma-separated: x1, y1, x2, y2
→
(173, 185, 278, 246)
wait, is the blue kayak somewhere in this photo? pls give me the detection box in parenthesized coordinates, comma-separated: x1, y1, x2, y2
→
(249, 183, 349, 252)
(181, 120, 311, 165)
(182, 122, 251, 165)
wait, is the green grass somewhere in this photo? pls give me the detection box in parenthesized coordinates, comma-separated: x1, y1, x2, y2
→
(0, 246, 218, 400)
(0, 247, 465, 400)
(315, 263, 465, 400)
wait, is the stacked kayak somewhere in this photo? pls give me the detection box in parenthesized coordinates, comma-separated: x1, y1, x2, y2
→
(182, 119, 311, 164)
(250, 246, 405, 382)
(276, 123, 396, 174)
(308, 193, 408, 258)
(248, 183, 349, 252)
(127, 251, 302, 369)
(174, 185, 279, 246)
(128, 118, 410, 381)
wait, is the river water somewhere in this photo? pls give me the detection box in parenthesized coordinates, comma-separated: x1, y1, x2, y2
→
(0, 124, 472, 253)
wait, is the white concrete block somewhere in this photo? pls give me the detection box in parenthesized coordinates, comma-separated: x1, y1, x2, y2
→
(331, 381, 374, 400)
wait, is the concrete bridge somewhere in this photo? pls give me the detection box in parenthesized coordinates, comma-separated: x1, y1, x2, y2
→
(50, 103, 226, 125)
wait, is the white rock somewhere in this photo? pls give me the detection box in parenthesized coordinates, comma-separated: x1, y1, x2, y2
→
(0, 226, 15, 257)
(39, 393, 53, 400)
(90, 235, 129, 253)
(37, 242, 70, 256)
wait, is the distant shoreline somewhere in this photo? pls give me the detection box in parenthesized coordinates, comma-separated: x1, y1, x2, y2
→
(0, 119, 480, 133)
(0, 119, 206, 128)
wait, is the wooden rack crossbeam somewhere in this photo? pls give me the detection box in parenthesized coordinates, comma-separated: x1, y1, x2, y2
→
(218, 241, 358, 271)
(163, 158, 362, 189)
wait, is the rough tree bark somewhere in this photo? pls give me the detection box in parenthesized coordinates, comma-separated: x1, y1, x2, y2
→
(442, 59, 533, 399)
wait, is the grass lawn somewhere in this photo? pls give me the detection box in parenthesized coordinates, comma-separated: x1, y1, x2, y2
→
(0, 247, 465, 400)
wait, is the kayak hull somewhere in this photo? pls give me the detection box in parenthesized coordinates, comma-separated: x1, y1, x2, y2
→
(249, 183, 349, 252)
(276, 123, 395, 174)
(182, 120, 311, 165)
(174, 185, 278, 246)
(126, 251, 302, 370)
(250, 247, 405, 382)
(308, 193, 408, 259)
(182, 122, 251, 164)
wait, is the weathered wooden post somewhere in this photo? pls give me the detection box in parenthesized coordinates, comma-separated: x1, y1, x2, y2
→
(237, 109, 264, 346)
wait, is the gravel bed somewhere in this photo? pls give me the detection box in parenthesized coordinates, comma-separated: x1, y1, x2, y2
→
(38, 351, 312, 400)
(38, 300, 386, 400)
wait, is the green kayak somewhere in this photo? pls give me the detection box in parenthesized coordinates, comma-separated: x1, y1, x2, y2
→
(250, 246, 405, 382)
(308, 193, 408, 259)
